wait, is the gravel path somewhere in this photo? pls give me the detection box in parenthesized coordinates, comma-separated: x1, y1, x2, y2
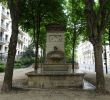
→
(0, 67, 110, 100)
(0, 65, 33, 87)
(84, 71, 110, 92)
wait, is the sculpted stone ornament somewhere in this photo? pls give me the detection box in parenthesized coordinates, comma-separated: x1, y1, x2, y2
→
(49, 35, 62, 42)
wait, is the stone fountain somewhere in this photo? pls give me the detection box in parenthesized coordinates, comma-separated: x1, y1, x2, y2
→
(26, 24, 84, 88)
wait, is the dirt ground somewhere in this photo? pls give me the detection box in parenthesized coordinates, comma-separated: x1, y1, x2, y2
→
(0, 88, 110, 100)
(0, 66, 110, 100)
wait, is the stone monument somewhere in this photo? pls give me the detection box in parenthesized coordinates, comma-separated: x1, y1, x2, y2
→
(46, 24, 65, 64)
(42, 24, 71, 73)
(26, 23, 84, 88)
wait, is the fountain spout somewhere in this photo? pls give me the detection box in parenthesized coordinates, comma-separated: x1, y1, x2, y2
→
(46, 46, 65, 64)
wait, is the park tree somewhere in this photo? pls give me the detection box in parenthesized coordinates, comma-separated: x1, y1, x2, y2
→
(85, 0, 110, 91)
(20, 0, 66, 70)
(65, 0, 85, 71)
(0, 0, 26, 92)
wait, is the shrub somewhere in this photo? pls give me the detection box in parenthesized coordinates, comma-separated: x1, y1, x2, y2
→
(14, 61, 22, 68)
(0, 67, 4, 72)
(14, 45, 35, 69)
(14, 57, 35, 68)
(20, 57, 35, 66)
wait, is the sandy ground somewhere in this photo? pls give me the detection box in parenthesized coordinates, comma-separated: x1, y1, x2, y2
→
(0, 66, 110, 100)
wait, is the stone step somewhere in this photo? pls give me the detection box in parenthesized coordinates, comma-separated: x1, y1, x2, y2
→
(43, 66, 69, 71)
(43, 64, 70, 67)
(42, 71, 69, 74)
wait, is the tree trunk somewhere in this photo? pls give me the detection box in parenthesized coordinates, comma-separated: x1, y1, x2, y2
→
(93, 42, 105, 91)
(72, 43, 75, 72)
(104, 44, 108, 74)
(1, 19, 19, 92)
(43, 47, 46, 63)
(109, 28, 110, 48)
(33, 20, 36, 45)
(72, 26, 76, 72)
(34, 15, 40, 71)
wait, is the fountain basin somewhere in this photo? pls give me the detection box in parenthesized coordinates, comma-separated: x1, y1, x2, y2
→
(46, 50, 65, 64)
(26, 71, 85, 88)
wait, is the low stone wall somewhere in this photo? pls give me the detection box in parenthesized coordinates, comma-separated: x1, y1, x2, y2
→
(26, 71, 85, 88)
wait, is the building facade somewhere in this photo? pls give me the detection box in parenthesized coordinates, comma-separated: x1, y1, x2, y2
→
(0, 3, 31, 61)
(77, 41, 110, 72)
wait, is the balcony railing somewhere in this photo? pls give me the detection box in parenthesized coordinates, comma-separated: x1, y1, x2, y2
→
(18, 35, 23, 42)
(0, 52, 8, 61)
(1, 10, 9, 19)
(0, 37, 8, 44)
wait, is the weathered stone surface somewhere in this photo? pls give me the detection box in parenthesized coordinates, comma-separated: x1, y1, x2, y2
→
(42, 64, 78, 71)
(45, 24, 65, 64)
(26, 71, 85, 88)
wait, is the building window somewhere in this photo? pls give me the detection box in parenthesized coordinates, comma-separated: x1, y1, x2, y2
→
(0, 32, 3, 38)
(2, 7, 5, 12)
(7, 12, 9, 16)
(6, 23, 9, 29)
(5, 47, 8, 52)
(5, 35, 8, 42)
(1, 19, 4, 26)
(18, 51, 19, 55)
(0, 45, 2, 51)
(24, 45, 26, 49)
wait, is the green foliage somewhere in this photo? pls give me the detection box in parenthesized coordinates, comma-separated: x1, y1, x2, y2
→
(14, 46, 35, 68)
(20, 0, 66, 31)
(21, 57, 34, 66)
(14, 57, 35, 68)
(14, 60, 22, 68)
(65, 31, 72, 58)
(0, 60, 4, 72)
(64, 0, 85, 61)
(39, 25, 46, 49)
(0, 0, 7, 5)
(22, 45, 34, 58)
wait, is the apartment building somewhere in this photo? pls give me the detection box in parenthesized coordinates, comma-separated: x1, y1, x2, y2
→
(77, 41, 110, 72)
(17, 29, 31, 56)
(0, 3, 31, 60)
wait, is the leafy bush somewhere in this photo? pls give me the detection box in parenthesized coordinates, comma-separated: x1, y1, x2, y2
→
(20, 57, 35, 66)
(14, 61, 22, 68)
(14, 57, 35, 68)
(66, 57, 72, 63)
(22, 46, 35, 58)
(14, 46, 35, 68)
